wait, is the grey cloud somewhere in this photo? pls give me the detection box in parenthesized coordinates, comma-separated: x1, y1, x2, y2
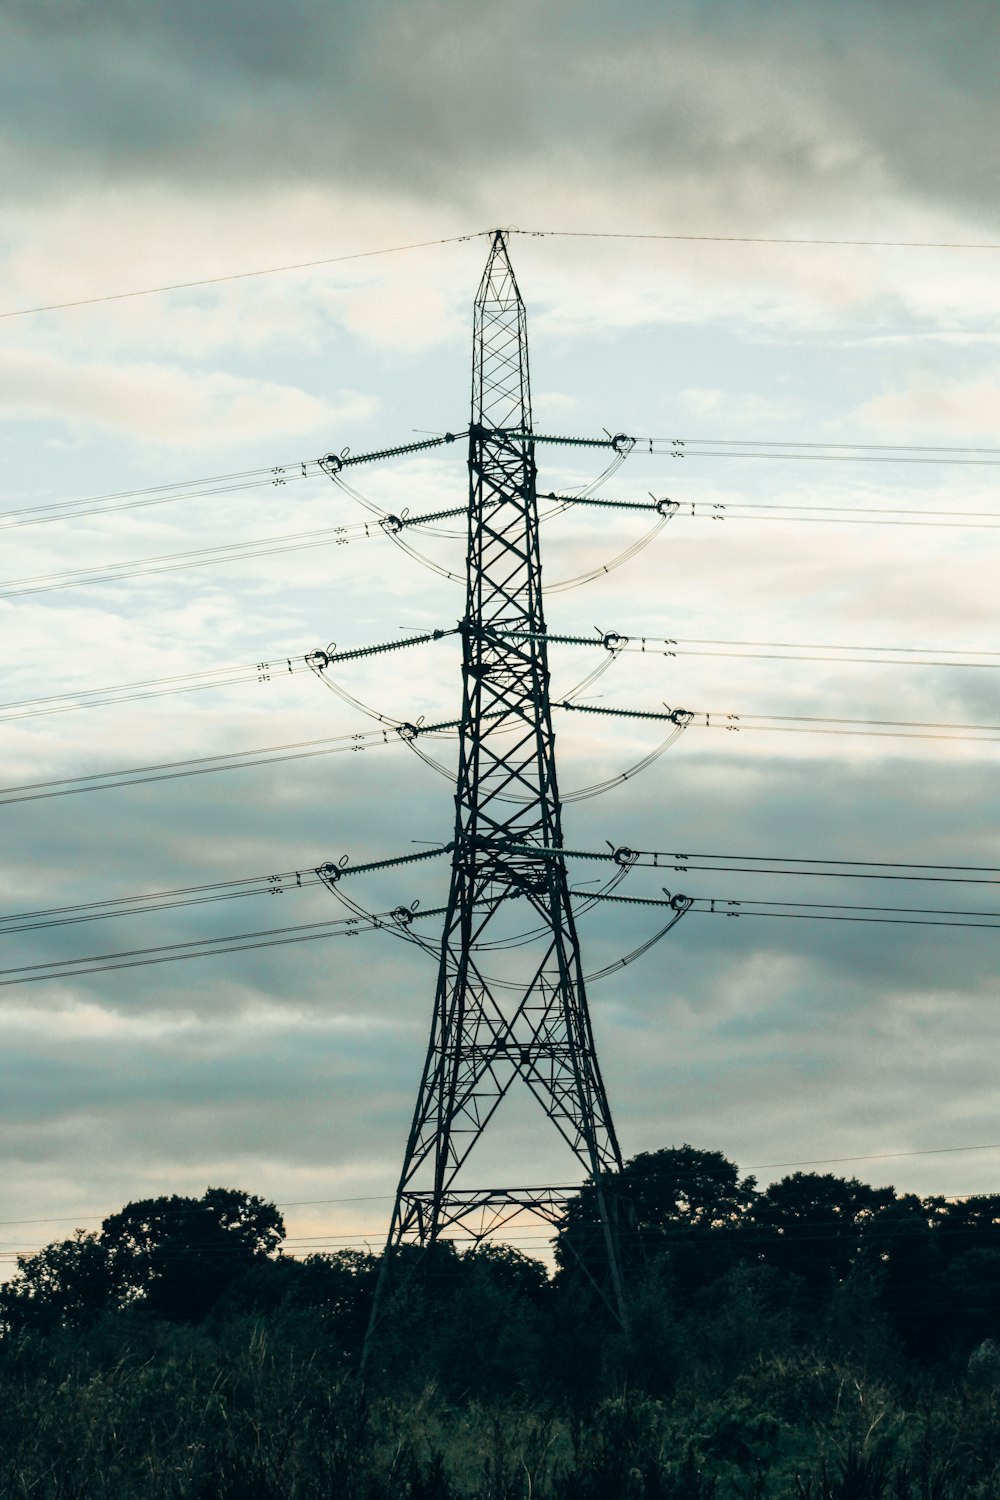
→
(2, 0, 999, 227)
(3, 66, 997, 1253)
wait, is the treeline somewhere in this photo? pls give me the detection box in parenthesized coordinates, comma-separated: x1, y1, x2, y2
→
(1, 1148, 999, 1498)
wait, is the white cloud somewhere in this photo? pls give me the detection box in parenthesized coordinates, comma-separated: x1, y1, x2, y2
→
(859, 377, 1000, 437)
(3, 0, 1000, 1256)
(0, 347, 377, 444)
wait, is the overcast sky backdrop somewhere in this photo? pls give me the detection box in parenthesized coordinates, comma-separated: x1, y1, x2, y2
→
(2, 0, 1000, 1267)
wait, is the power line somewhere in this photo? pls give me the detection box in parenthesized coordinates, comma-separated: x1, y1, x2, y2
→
(515, 227, 1000, 252)
(0, 434, 457, 532)
(1, 1176, 995, 1236)
(0, 726, 406, 808)
(518, 625, 1000, 671)
(588, 845, 1000, 888)
(0, 905, 447, 988)
(0, 518, 383, 600)
(0, 233, 488, 321)
(2, 699, 997, 813)
(7, 843, 1000, 940)
(604, 863, 1000, 889)
(2, 694, 996, 813)
(0, 629, 455, 724)
(5, 222, 998, 326)
(655, 453, 1000, 471)
(8, 628, 998, 727)
(1, 1141, 997, 1231)
(581, 888, 1000, 932)
(631, 439, 1000, 468)
(9, 432, 1000, 536)
(5, 1210, 1000, 1265)
(564, 493, 1000, 522)
(559, 844, 1000, 884)
(0, 460, 326, 531)
(4, 484, 703, 602)
(4, 887, 998, 991)
(563, 699, 1000, 744)
(749, 1143, 1000, 1170)
(0, 847, 449, 934)
(0, 656, 310, 724)
(650, 436, 1000, 457)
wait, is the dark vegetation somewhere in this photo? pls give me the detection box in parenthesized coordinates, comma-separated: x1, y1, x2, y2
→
(2, 1150, 999, 1497)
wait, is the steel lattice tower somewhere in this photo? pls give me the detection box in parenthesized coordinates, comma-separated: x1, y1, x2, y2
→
(367, 231, 628, 1347)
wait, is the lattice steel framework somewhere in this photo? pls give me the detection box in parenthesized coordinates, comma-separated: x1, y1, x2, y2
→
(367, 231, 628, 1344)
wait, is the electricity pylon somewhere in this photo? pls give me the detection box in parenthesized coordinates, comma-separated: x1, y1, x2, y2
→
(365, 230, 628, 1353)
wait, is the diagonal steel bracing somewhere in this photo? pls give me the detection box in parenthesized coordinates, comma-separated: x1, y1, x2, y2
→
(366, 230, 628, 1356)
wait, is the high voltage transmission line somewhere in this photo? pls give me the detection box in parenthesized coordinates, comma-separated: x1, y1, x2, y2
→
(4, 894, 1000, 991)
(3, 1139, 997, 1232)
(5, 496, 1000, 598)
(6, 433, 1000, 529)
(4, 845, 1000, 943)
(7, 627, 1000, 721)
(6, 702, 1000, 806)
(4, 229, 997, 1349)
(5, 442, 1000, 533)
(5, 221, 1000, 321)
(234, 229, 996, 1359)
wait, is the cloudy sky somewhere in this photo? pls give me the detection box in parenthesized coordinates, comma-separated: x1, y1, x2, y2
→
(2, 0, 1000, 1269)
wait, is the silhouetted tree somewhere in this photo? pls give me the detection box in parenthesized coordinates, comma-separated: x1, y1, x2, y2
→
(100, 1186, 285, 1320)
(557, 1145, 757, 1301)
(859, 1192, 946, 1357)
(0, 1188, 286, 1334)
(749, 1172, 897, 1295)
(0, 1230, 124, 1335)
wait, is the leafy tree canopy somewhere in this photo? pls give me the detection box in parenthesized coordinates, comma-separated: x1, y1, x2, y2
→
(1, 1187, 285, 1333)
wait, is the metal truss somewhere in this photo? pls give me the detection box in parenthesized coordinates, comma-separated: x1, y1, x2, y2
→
(365, 231, 629, 1356)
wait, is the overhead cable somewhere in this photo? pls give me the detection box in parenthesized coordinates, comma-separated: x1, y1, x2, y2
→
(0, 631, 455, 725)
(6, 884, 996, 991)
(576, 889, 1000, 932)
(12, 427, 999, 535)
(0, 234, 488, 320)
(500, 625, 1000, 671)
(3, 1140, 998, 1229)
(513, 842, 1000, 885)
(7, 221, 999, 325)
(6, 625, 997, 727)
(0, 460, 326, 532)
(0, 846, 451, 937)
(0, 519, 383, 600)
(0, 906, 448, 989)
(645, 435, 1000, 458)
(0, 655, 314, 724)
(0, 726, 408, 809)
(556, 492, 1000, 524)
(629, 439, 1000, 469)
(513, 227, 1000, 252)
(559, 699, 1000, 745)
